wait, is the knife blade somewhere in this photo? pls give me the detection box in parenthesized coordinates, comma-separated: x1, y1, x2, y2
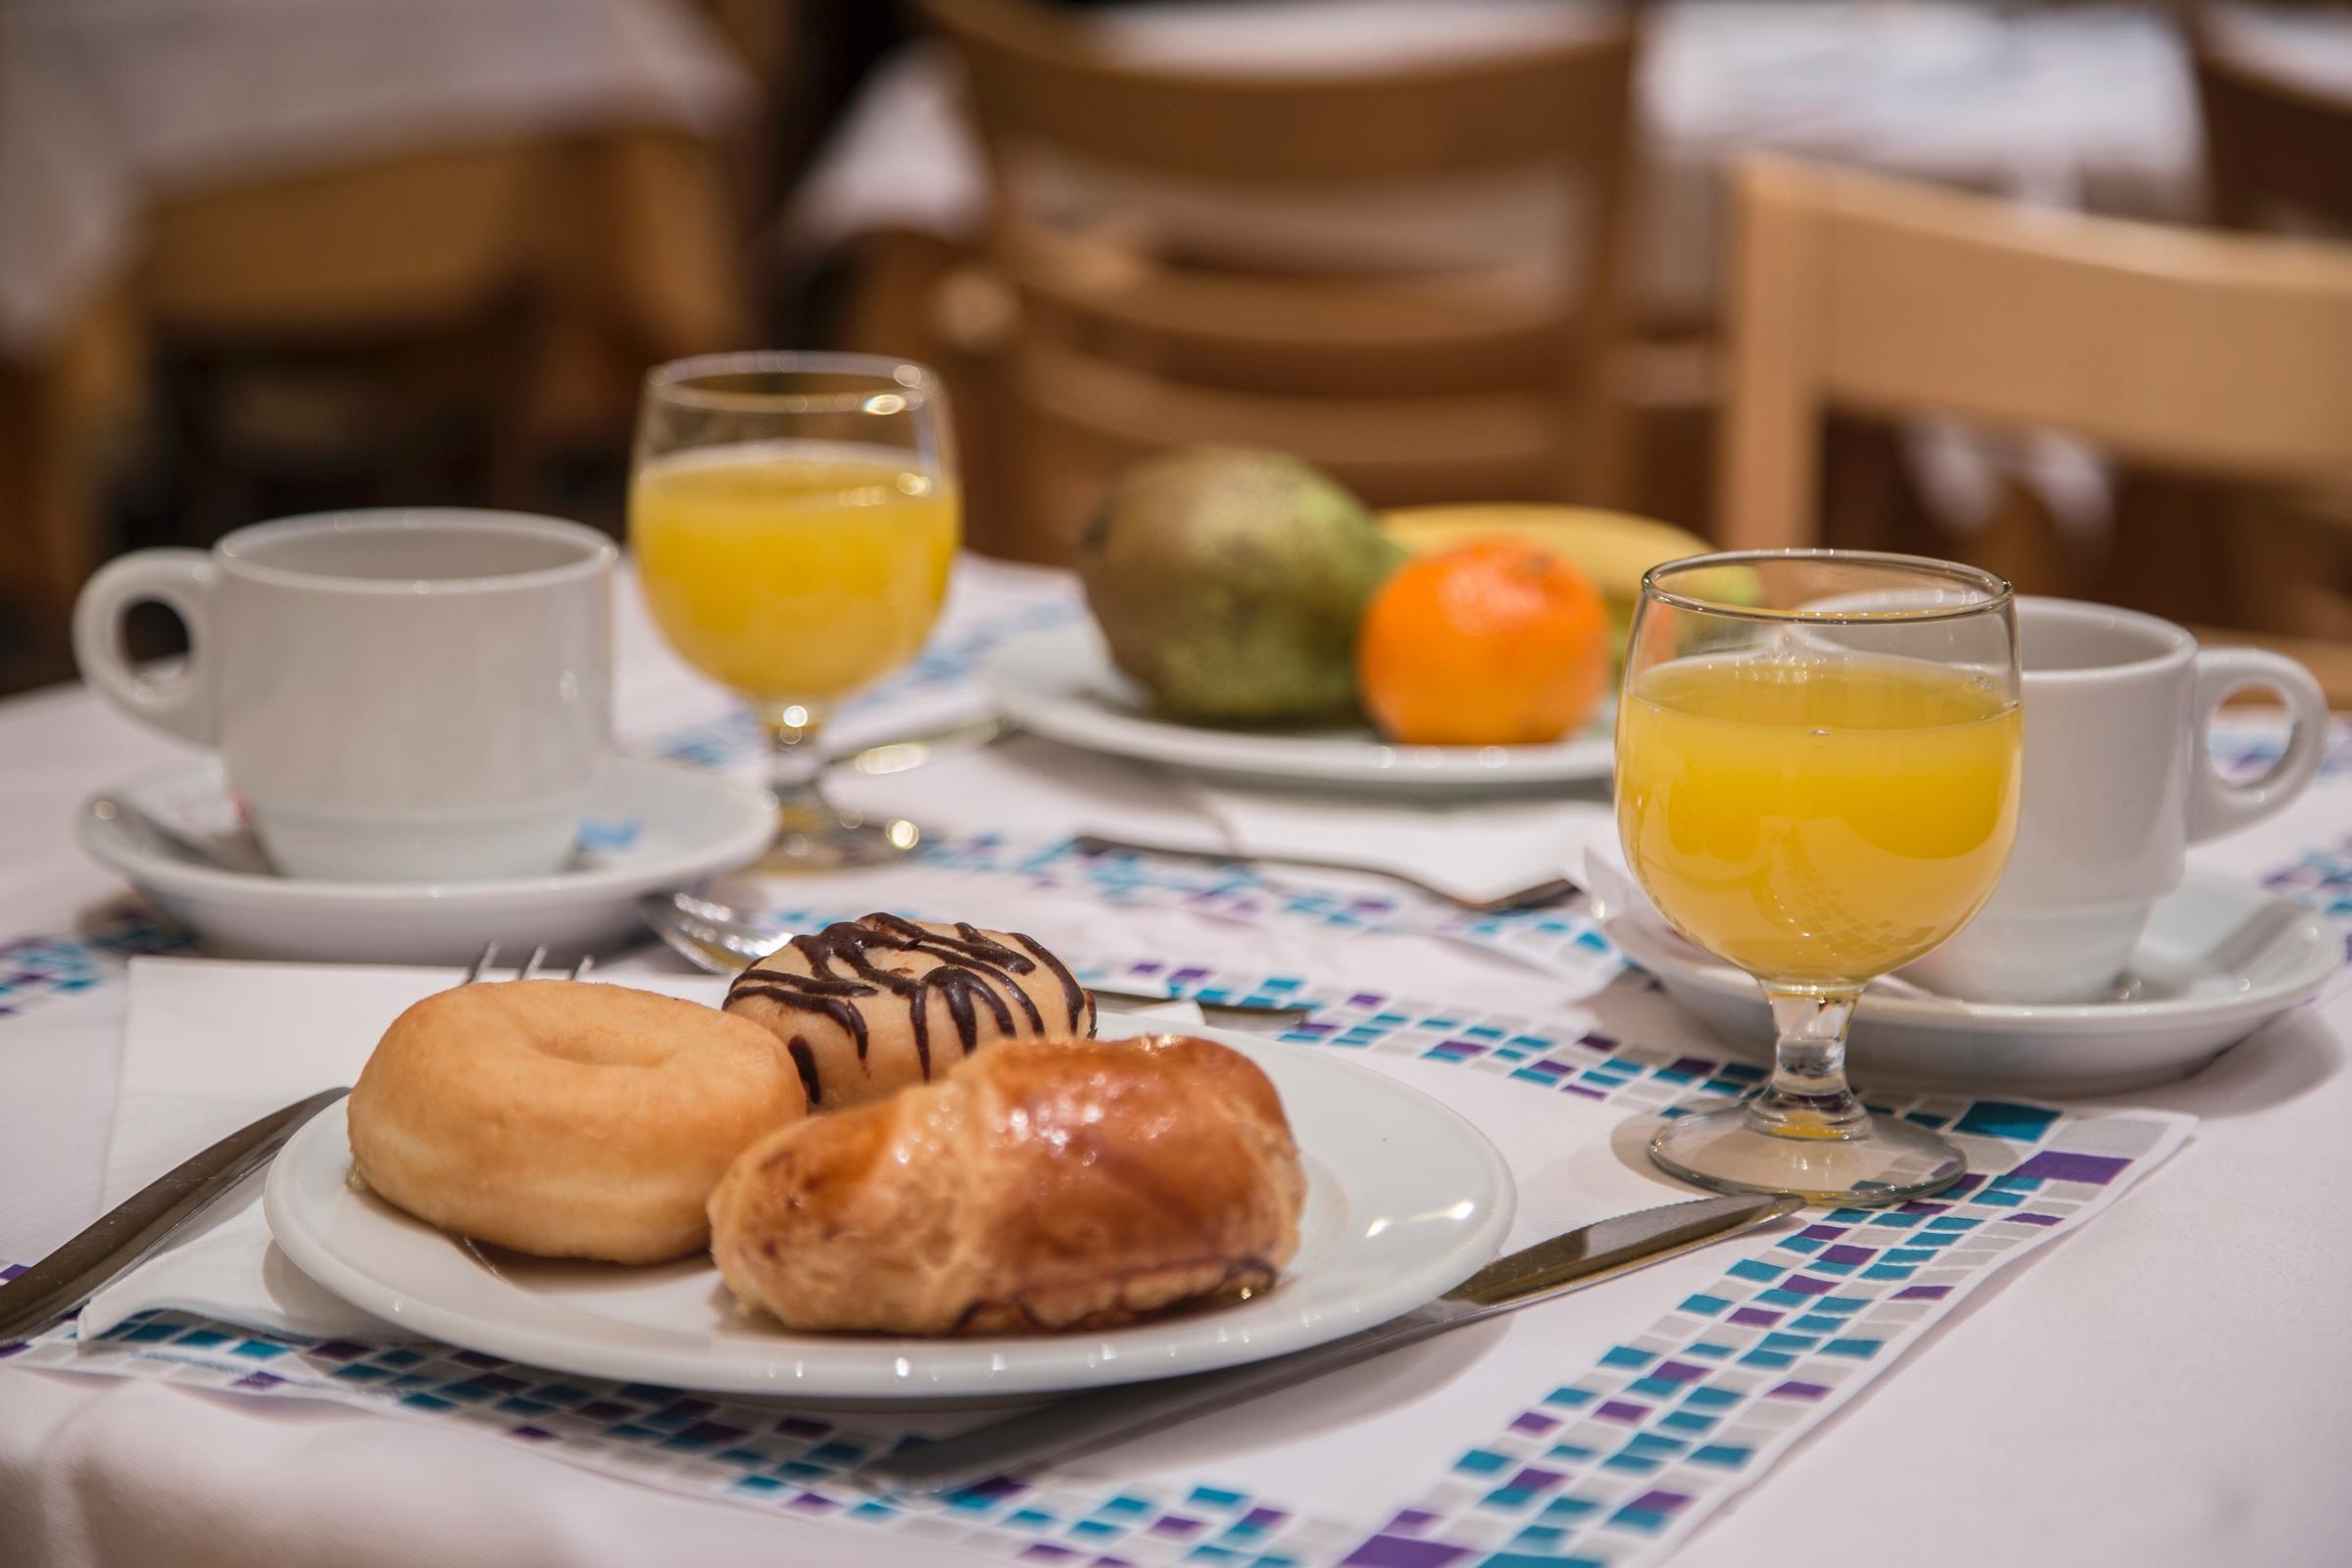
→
(828, 714, 1015, 776)
(0, 1087, 350, 1342)
(863, 1191, 1799, 1494)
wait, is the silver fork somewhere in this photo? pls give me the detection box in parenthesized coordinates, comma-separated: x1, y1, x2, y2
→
(635, 891, 1313, 1026)
(466, 943, 594, 984)
(1068, 832, 1579, 914)
(0, 943, 589, 1341)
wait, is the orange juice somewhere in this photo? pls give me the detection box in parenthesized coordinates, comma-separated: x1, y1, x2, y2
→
(631, 442, 958, 704)
(1616, 653, 2021, 987)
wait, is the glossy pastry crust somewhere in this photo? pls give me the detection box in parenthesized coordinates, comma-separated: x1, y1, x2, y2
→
(722, 914, 1097, 1112)
(707, 1035, 1305, 1335)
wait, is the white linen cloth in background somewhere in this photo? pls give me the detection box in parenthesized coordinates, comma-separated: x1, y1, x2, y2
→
(785, 0, 2235, 543)
(786, 0, 2220, 322)
(787, 2, 2352, 544)
(0, 0, 753, 356)
(2, 555, 2349, 1568)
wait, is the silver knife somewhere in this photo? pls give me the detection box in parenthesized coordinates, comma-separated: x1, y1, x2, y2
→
(864, 1191, 1799, 1494)
(0, 1087, 350, 1342)
(828, 714, 1015, 776)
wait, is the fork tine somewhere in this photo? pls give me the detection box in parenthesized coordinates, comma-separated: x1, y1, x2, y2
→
(466, 942, 500, 984)
(568, 954, 595, 981)
(519, 944, 550, 981)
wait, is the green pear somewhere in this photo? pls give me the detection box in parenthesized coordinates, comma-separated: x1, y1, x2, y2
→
(1077, 449, 1403, 723)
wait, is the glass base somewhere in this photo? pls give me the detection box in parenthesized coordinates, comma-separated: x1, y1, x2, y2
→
(1649, 1103, 1966, 1206)
(753, 804, 920, 872)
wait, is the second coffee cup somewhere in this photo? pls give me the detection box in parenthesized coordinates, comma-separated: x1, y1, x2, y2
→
(1902, 597, 2326, 1004)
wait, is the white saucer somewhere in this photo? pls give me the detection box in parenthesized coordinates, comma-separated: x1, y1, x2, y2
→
(983, 623, 1615, 792)
(1605, 870, 2344, 1097)
(78, 757, 774, 965)
(265, 1019, 1514, 1398)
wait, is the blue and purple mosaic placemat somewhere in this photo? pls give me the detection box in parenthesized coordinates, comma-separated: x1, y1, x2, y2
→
(2262, 832, 2352, 928)
(0, 905, 193, 1022)
(3, 956, 2191, 1568)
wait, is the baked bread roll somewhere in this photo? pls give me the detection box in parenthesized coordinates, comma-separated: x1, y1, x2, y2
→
(708, 1035, 1305, 1335)
(723, 913, 1096, 1112)
(349, 980, 805, 1263)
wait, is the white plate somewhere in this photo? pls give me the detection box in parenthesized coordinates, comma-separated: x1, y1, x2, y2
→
(78, 757, 774, 966)
(983, 623, 1614, 790)
(1606, 870, 2344, 1097)
(265, 1021, 1514, 1399)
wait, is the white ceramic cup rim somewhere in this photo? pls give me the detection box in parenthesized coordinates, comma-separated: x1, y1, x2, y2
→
(214, 509, 617, 598)
(2013, 596, 2193, 685)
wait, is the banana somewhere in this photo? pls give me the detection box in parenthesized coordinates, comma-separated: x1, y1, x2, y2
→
(1384, 505, 1750, 666)
(1381, 505, 1713, 600)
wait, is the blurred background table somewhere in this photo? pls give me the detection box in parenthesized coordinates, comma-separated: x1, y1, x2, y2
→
(786, 0, 2352, 686)
(0, 0, 758, 676)
(795, 0, 2218, 546)
(3, 1, 2349, 695)
(794, 0, 2216, 325)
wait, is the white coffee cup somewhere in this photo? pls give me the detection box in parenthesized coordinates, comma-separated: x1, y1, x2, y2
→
(1903, 597, 2327, 1004)
(74, 510, 615, 882)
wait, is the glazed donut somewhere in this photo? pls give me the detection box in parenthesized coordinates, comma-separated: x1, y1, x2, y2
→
(723, 913, 1096, 1112)
(709, 1035, 1305, 1335)
(349, 980, 806, 1263)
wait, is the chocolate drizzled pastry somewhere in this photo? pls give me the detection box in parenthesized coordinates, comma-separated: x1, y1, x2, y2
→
(723, 914, 1097, 1112)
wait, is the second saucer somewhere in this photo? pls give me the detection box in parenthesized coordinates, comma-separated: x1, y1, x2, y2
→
(1605, 869, 2342, 1098)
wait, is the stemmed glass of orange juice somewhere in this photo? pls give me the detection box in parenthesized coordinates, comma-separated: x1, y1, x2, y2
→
(631, 353, 959, 868)
(1616, 551, 2022, 1203)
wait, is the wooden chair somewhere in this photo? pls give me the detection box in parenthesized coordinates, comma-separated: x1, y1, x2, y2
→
(2190, 7, 2352, 235)
(1715, 154, 2352, 699)
(2186, 11, 2352, 666)
(921, 0, 1639, 562)
(1, 130, 750, 661)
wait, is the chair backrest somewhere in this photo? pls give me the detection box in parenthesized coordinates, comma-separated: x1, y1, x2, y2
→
(1717, 155, 2352, 550)
(2189, 10, 2352, 233)
(925, 0, 1632, 187)
(921, 0, 1640, 554)
(925, 0, 1635, 348)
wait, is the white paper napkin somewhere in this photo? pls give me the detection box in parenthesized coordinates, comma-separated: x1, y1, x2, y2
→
(81, 958, 1202, 1344)
(1176, 786, 1618, 906)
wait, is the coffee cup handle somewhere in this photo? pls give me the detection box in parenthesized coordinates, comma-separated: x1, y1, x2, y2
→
(2187, 647, 2328, 842)
(71, 550, 220, 747)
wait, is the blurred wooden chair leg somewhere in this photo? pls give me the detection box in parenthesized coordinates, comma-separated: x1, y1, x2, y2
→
(1966, 482, 2076, 600)
(833, 228, 1043, 561)
(2230, 491, 2352, 641)
(926, 261, 1029, 562)
(1, 291, 145, 654)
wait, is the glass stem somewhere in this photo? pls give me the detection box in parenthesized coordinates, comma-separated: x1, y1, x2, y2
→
(761, 707, 835, 829)
(1749, 987, 1871, 1141)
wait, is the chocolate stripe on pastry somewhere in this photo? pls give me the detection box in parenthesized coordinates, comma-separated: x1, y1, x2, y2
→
(726, 969, 876, 1061)
(1010, 930, 1092, 1033)
(723, 914, 1097, 1111)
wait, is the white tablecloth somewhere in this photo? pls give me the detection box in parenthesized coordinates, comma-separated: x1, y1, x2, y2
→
(0, 0, 752, 358)
(2, 556, 2348, 1567)
(786, 0, 2228, 324)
